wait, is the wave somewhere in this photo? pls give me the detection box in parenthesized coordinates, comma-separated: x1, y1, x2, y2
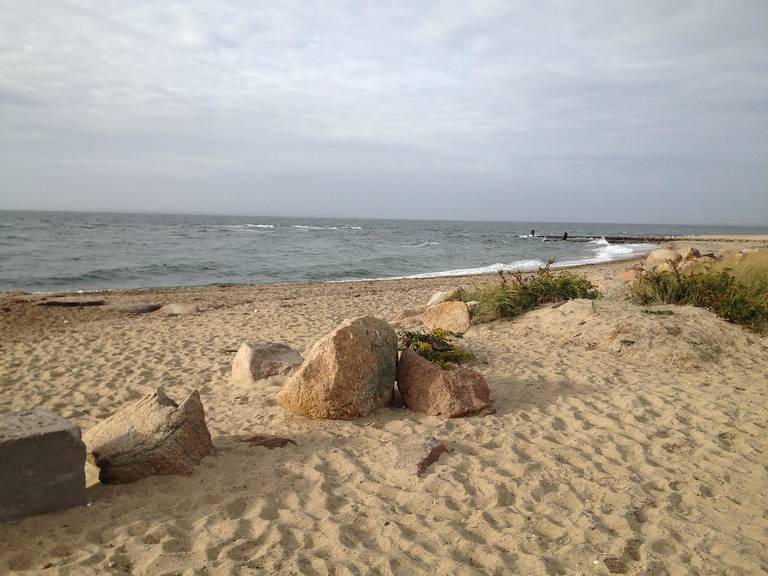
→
(402, 241, 440, 248)
(291, 225, 362, 231)
(404, 259, 547, 279)
(219, 224, 274, 230)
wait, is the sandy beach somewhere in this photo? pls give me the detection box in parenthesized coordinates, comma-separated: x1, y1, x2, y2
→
(1, 239, 767, 575)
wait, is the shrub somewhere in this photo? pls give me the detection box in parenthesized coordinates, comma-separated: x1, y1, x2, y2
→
(398, 329, 474, 370)
(629, 253, 768, 333)
(465, 267, 600, 322)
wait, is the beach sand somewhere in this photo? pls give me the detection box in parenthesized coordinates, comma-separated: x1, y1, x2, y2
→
(1, 241, 767, 575)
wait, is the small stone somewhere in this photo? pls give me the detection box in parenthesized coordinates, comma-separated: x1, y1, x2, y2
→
(427, 288, 465, 306)
(396, 434, 449, 476)
(421, 301, 471, 335)
(231, 341, 303, 384)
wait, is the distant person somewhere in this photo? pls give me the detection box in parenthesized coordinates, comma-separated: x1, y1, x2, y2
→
(562, 232, 568, 240)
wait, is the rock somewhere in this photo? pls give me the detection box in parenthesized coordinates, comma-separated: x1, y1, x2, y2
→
(421, 301, 471, 335)
(84, 388, 214, 484)
(232, 341, 303, 384)
(388, 307, 427, 330)
(107, 303, 163, 314)
(654, 261, 678, 274)
(466, 300, 480, 314)
(427, 288, 465, 307)
(0, 410, 86, 523)
(619, 268, 645, 283)
(396, 434, 449, 476)
(679, 246, 701, 260)
(277, 316, 397, 419)
(388, 307, 426, 323)
(159, 303, 200, 315)
(644, 248, 682, 268)
(396, 349, 494, 418)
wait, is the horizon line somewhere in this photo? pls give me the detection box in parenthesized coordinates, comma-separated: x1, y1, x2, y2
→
(0, 206, 766, 229)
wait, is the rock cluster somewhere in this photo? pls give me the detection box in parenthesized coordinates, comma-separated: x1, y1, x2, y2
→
(621, 245, 721, 280)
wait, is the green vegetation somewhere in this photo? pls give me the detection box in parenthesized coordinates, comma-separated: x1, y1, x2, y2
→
(461, 266, 600, 323)
(629, 252, 768, 333)
(398, 329, 474, 370)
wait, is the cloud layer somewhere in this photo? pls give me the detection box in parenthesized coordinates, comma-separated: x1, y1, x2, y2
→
(1, 1, 766, 223)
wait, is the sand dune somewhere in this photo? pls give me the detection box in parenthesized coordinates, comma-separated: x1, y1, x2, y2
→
(1, 256, 767, 575)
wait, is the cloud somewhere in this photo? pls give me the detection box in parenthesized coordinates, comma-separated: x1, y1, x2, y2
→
(0, 0, 766, 223)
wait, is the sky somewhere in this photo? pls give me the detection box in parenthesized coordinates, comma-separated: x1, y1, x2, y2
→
(1, 1, 766, 224)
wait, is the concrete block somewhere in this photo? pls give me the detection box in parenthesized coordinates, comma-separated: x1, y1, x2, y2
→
(0, 410, 86, 523)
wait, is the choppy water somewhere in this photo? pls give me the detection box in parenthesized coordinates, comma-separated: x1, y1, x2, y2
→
(1, 211, 766, 293)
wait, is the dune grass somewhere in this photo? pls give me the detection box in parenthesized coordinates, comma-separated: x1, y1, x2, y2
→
(460, 267, 600, 323)
(398, 329, 474, 370)
(629, 252, 768, 333)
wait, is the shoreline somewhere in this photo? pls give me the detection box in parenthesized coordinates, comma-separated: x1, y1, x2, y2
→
(5, 234, 766, 298)
(3, 252, 650, 298)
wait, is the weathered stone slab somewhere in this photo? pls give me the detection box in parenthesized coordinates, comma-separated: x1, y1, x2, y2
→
(0, 410, 86, 523)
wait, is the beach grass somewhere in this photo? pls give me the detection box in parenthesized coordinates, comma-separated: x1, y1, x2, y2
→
(629, 252, 768, 333)
(398, 328, 474, 369)
(461, 267, 600, 323)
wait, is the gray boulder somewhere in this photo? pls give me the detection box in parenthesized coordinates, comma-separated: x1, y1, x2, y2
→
(0, 410, 86, 523)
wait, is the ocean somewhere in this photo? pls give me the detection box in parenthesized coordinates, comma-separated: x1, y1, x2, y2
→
(1, 210, 766, 293)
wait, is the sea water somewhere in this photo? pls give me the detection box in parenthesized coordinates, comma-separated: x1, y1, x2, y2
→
(1, 210, 765, 293)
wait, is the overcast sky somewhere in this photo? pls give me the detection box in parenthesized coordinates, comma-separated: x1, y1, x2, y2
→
(1, 1, 766, 224)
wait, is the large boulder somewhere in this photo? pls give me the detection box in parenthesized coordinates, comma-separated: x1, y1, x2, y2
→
(644, 248, 682, 268)
(84, 389, 215, 484)
(421, 301, 471, 335)
(396, 349, 494, 418)
(427, 288, 465, 307)
(232, 341, 303, 384)
(277, 316, 397, 419)
(0, 410, 86, 523)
